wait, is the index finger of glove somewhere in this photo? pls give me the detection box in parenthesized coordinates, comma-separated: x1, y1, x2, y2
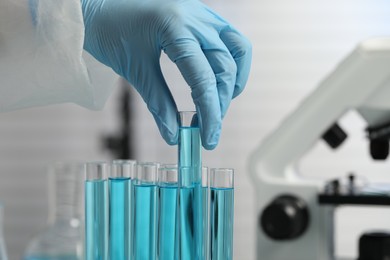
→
(163, 39, 222, 150)
(220, 27, 252, 98)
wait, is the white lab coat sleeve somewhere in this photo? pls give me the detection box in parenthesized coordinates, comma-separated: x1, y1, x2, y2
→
(0, 0, 117, 112)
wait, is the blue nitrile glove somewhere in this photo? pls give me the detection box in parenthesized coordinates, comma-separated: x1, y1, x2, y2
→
(82, 0, 252, 150)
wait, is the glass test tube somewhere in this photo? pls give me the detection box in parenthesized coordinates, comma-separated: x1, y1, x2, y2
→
(133, 162, 158, 260)
(202, 167, 209, 260)
(157, 165, 178, 260)
(177, 111, 202, 260)
(109, 160, 136, 260)
(209, 168, 234, 260)
(85, 162, 109, 260)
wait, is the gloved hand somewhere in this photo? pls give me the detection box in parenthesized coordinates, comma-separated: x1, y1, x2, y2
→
(82, 0, 252, 150)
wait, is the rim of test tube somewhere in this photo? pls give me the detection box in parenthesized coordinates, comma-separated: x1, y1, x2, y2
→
(51, 161, 84, 169)
(135, 162, 158, 184)
(111, 160, 136, 179)
(210, 168, 234, 189)
(178, 111, 198, 127)
(85, 161, 109, 181)
(49, 161, 84, 181)
(159, 165, 178, 184)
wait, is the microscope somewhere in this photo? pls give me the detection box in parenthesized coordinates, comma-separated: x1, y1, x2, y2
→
(249, 37, 390, 260)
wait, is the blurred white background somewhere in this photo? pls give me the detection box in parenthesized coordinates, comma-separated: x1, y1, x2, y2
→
(0, 0, 390, 259)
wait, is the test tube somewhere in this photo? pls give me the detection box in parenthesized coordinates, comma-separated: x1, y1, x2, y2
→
(157, 165, 178, 260)
(109, 160, 136, 260)
(133, 162, 158, 260)
(178, 111, 201, 172)
(177, 111, 202, 260)
(202, 167, 209, 260)
(85, 162, 109, 260)
(209, 168, 234, 260)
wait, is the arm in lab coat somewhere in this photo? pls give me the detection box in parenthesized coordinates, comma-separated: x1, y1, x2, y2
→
(0, 0, 114, 111)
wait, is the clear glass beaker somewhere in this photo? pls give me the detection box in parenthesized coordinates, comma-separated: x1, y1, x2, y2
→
(0, 204, 8, 260)
(209, 168, 234, 260)
(24, 162, 85, 260)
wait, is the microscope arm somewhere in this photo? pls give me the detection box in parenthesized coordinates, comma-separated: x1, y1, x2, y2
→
(249, 38, 390, 182)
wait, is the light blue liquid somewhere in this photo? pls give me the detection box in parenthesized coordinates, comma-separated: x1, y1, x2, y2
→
(85, 179, 108, 260)
(157, 184, 178, 260)
(210, 188, 234, 260)
(109, 177, 131, 260)
(178, 126, 202, 260)
(24, 256, 79, 260)
(177, 184, 203, 260)
(133, 184, 157, 260)
(202, 186, 209, 260)
(178, 127, 201, 171)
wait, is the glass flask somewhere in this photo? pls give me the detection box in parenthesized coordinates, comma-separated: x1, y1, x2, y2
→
(24, 162, 84, 260)
(0, 204, 8, 260)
